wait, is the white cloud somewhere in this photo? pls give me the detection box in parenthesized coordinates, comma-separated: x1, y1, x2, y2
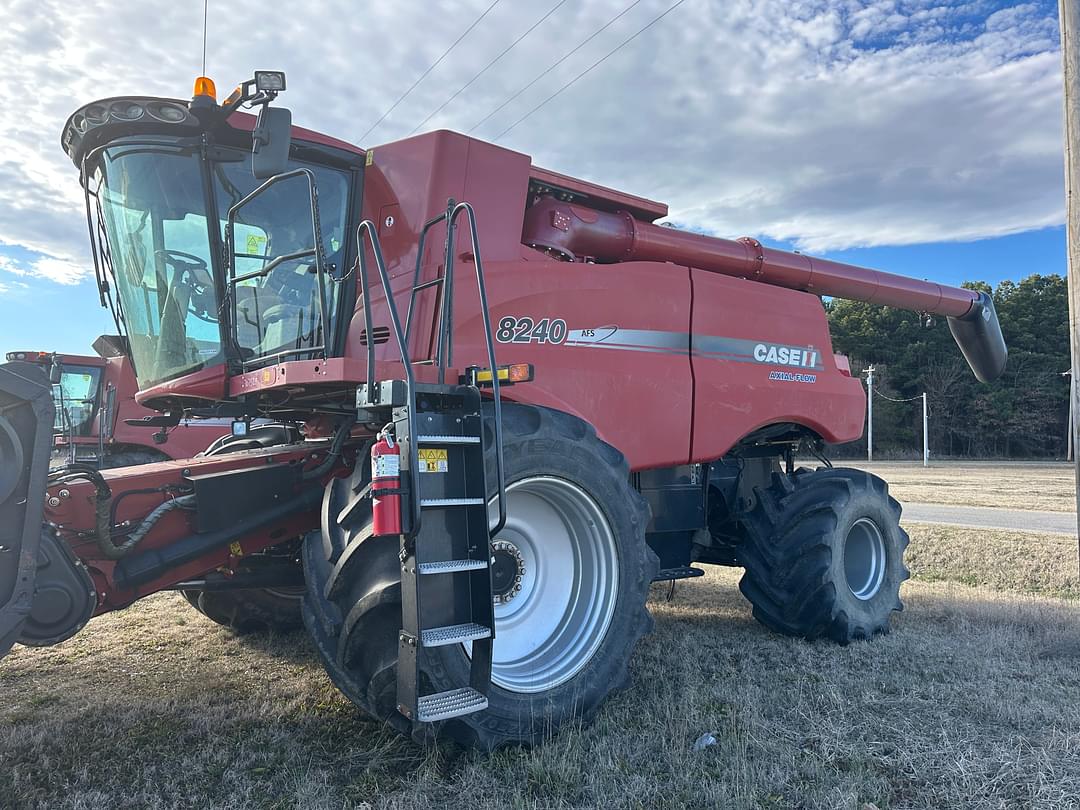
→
(0, 0, 1066, 272)
(31, 257, 87, 285)
(0, 246, 90, 285)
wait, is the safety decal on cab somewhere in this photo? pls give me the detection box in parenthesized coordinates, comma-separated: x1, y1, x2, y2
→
(495, 316, 568, 344)
(418, 448, 449, 474)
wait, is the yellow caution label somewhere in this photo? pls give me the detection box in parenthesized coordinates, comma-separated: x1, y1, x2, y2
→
(246, 233, 267, 255)
(417, 448, 448, 474)
(229, 542, 243, 556)
(365, 150, 374, 166)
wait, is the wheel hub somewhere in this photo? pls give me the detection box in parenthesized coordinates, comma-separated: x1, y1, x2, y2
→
(844, 517, 887, 601)
(490, 539, 524, 604)
(468, 476, 620, 694)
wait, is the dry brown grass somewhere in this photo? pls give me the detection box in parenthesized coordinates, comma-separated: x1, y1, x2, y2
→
(849, 461, 1076, 512)
(904, 524, 1080, 599)
(4, 520, 1080, 809)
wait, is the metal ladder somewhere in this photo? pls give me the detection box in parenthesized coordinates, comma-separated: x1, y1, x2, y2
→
(353, 200, 505, 724)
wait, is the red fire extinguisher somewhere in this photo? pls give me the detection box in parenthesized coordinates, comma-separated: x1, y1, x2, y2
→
(371, 426, 402, 536)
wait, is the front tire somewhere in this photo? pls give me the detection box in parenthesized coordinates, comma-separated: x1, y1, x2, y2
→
(303, 404, 658, 750)
(737, 467, 909, 643)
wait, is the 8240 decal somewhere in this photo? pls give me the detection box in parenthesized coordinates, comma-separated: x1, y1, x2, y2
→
(495, 316, 568, 345)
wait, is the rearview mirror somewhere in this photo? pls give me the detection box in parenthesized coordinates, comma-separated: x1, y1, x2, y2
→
(252, 105, 292, 180)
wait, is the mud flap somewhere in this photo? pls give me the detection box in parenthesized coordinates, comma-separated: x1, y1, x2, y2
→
(0, 361, 56, 657)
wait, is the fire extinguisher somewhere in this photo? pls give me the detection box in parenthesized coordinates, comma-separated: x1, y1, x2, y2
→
(371, 426, 402, 536)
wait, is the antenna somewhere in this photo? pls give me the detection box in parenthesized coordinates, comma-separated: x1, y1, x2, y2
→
(201, 0, 208, 76)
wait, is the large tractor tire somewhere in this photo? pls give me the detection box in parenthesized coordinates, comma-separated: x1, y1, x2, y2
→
(737, 467, 909, 644)
(304, 404, 658, 750)
(182, 577, 304, 634)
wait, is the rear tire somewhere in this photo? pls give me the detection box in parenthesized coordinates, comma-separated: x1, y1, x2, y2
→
(737, 467, 909, 643)
(181, 584, 304, 634)
(303, 404, 657, 750)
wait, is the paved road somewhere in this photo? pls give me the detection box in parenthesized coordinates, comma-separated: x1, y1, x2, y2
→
(902, 502, 1077, 535)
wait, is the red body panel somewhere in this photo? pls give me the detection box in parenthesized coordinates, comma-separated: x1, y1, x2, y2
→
(341, 131, 865, 467)
(43, 447, 323, 612)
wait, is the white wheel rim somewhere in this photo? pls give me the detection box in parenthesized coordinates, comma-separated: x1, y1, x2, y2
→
(471, 476, 620, 694)
(844, 517, 887, 601)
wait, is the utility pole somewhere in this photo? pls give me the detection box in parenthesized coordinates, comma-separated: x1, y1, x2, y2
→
(1060, 0, 1080, 562)
(1068, 371, 1075, 461)
(922, 392, 929, 467)
(866, 365, 875, 462)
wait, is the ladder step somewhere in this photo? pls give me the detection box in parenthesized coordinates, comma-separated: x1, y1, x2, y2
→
(421, 622, 491, 647)
(416, 687, 488, 722)
(417, 434, 481, 445)
(418, 559, 488, 575)
(420, 498, 485, 507)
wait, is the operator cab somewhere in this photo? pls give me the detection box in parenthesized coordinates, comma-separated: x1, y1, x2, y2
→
(61, 72, 364, 394)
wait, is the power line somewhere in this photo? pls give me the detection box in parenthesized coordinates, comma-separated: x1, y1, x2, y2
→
(492, 0, 691, 141)
(360, 0, 502, 143)
(409, 0, 569, 136)
(467, 0, 647, 136)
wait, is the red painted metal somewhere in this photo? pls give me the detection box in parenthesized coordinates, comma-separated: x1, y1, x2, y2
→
(42, 445, 327, 612)
(521, 196, 978, 318)
(528, 165, 668, 221)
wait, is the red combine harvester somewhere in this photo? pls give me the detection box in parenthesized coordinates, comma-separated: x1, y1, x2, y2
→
(0, 73, 1006, 750)
(8, 337, 233, 468)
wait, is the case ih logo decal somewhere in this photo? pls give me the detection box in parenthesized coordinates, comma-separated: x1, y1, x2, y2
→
(498, 321, 823, 375)
(752, 343, 820, 369)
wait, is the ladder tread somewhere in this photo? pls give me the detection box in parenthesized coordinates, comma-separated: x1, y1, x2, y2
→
(418, 559, 488, 575)
(417, 434, 481, 444)
(421, 622, 491, 647)
(420, 497, 485, 507)
(416, 687, 488, 722)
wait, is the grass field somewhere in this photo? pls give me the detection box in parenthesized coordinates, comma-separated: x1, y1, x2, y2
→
(849, 461, 1075, 513)
(2, 515, 1080, 809)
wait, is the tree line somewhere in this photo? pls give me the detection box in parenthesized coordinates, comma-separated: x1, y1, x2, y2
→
(825, 274, 1069, 459)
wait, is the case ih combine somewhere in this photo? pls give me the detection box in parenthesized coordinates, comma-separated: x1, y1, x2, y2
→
(8, 337, 232, 468)
(0, 72, 1006, 750)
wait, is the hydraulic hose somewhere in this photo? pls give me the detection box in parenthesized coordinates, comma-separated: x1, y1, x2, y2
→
(47, 466, 194, 560)
(301, 420, 352, 482)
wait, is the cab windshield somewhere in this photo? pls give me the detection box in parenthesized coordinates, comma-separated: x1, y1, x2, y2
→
(93, 142, 350, 387)
(53, 364, 102, 436)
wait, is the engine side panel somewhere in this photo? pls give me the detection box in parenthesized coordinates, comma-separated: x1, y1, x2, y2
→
(689, 269, 866, 460)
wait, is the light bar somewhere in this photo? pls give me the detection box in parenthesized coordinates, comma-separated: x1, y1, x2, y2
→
(465, 363, 534, 386)
(6, 351, 50, 363)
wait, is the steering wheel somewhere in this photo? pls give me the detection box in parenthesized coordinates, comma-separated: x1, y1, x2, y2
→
(154, 249, 216, 320)
(155, 249, 214, 291)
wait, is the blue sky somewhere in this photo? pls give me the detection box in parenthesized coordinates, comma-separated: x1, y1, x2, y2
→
(0, 0, 1069, 355)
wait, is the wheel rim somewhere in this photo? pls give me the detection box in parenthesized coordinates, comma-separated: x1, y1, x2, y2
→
(473, 476, 620, 694)
(844, 517, 887, 600)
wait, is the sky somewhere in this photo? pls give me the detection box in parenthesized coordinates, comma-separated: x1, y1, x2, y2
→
(0, 0, 1068, 354)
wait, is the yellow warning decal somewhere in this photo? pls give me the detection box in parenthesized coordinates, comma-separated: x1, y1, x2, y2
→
(229, 541, 243, 556)
(246, 233, 267, 254)
(417, 448, 448, 474)
(365, 150, 374, 167)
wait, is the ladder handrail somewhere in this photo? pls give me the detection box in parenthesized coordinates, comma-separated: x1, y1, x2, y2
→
(446, 201, 507, 538)
(355, 200, 507, 539)
(353, 221, 422, 540)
